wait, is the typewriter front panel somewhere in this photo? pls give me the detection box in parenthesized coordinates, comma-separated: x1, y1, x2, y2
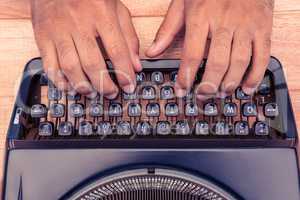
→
(4, 148, 300, 200)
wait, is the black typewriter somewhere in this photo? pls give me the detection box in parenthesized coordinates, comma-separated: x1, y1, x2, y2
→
(3, 57, 299, 200)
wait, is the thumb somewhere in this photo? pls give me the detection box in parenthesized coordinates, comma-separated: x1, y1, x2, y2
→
(146, 0, 184, 57)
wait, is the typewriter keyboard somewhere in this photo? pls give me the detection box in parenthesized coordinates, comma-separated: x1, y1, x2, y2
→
(27, 67, 281, 140)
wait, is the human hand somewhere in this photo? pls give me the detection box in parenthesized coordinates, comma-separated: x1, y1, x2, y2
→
(31, 0, 141, 99)
(146, 0, 273, 99)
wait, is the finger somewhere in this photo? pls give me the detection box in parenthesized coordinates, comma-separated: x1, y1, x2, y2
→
(175, 20, 209, 97)
(221, 31, 252, 94)
(196, 28, 233, 99)
(96, 13, 136, 94)
(117, 2, 142, 72)
(242, 34, 271, 95)
(146, 0, 184, 57)
(37, 37, 70, 91)
(54, 34, 94, 95)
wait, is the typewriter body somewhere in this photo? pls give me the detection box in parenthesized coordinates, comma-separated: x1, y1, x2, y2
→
(2, 57, 299, 200)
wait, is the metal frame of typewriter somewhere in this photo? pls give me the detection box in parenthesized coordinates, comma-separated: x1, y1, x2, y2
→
(2, 57, 300, 200)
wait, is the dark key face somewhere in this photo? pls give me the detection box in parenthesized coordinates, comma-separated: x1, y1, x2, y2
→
(195, 121, 209, 135)
(142, 86, 156, 100)
(89, 103, 103, 117)
(31, 104, 48, 118)
(50, 103, 65, 118)
(117, 121, 131, 136)
(214, 122, 230, 135)
(170, 71, 178, 82)
(258, 76, 271, 95)
(235, 87, 250, 100)
(67, 91, 81, 101)
(70, 103, 84, 118)
(136, 72, 146, 83)
(123, 92, 137, 100)
(223, 103, 237, 117)
(58, 121, 73, 136)
(151, 71, 164, 84)
(135, 121, 152, 136)
(242, 103, 257, 117)
(38, 122, 53, 136)
(96, 122, 112, 136)
(204, 103, 218, 116)
(255, 121, 269, 136)
(185, 103, 198, 117)
(48, 87, 62, 101)
(156, 121, 171, 135)
(235, 121, 249, 135)
(264, 103, 279, 117)
(165, 103, 179, 117)
(79, 121, 93, 136)
(108, 103, 123, 117)
(128, 103, 142, 117)
(146, 103, 160, 117)
(175, 121, 190, 135)
(160, 86, 174, 100)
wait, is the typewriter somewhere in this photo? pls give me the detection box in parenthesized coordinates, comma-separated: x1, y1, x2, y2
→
(3, 57, 299, 200)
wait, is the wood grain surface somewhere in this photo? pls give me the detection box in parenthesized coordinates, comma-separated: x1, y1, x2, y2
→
(0, 0, 300, 185)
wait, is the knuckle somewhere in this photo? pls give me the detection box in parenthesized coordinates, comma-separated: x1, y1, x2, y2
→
(233, 56, 249, 67)
(108, 43, 124, 59)
(214, 27, 232, 39)
(57, 42, 74, 58)
(61, 62, 77, 73)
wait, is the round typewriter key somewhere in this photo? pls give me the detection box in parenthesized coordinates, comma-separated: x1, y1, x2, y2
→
(175, 121, 190, 135)
(235, 87, 250, 100)
(146, 103, 160, 117)
(204, 103, 218, 116)
(165, 103, 179, 117)
(258, 76, 271, 95)
(67, 91, 81, 101)
(223, 103, 237, 117)
(135, 121, 152, 136)
(31, 104, 48, 118)
(235, 121, 249, 135)
(48, 87, 62, 101)
(96, 122, 112, 136)
(264, 103, 279, 117)
(89, 103, 103, 117)
(38, 121, 53, 136)
(160, 86, 174, 100)
(70, 103, 84, 118)
(79, 121, 93, 136)
(142, 86, 156, 100)
(58, 121, 73, 136)
(156, 121, 171, 135)
(242, 102, 257, 117)
(117, 121, 131, 136)
(195, 121, 209, 135)
(108, 103, 123, 117)
(170, 71, 178, 82)
(50, 103, 65, 118)
(123, 92, 137, 100)
(136, 72, 145, 83)
(151, 71, 164, 84)
(214, 122, 230, 135)
(254, 121, 269, 136)
(185, 103, 198, 117)
(128, 103, 142, 117)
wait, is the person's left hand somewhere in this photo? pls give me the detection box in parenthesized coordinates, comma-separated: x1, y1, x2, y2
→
(146, 0, 274, 99)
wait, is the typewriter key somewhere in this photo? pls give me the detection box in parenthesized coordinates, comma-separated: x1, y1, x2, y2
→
(142, 86, 156, 100)
(128, 103, 142, 117)
(96, 122, 112, 136)
(151, 71, 164, 84)
(70, 103, 84, 118)
(58, 121, 73, 136)
(195, 121, 209, 135)
(264, 103, 279, 117)
(160, 86, 174, 100)
(89, 103, 103, 117)
(165, 103, 179, 117)
(67, 91, 81, 101)
(108, 103, 123, 117)
(214, 122, 230, 135)
(123, 92, 137, 100)
(79, 121, 93, 136)
(235, 121, 249, 135)
(175, 121, 190, 135)
(254, 121, 269, 136)
(185, 103, 198, 117)
(258, 76, 271, 95)
(38, 121, 53, 136)
(31, 104, 48, 118)
(48, 87, 62, 101)
(235, 87, 250, 100)
(146, 103, 160, 117)
(223, 103, 237, 117)
(170, 71, 178, 82)
(204, 103, 218, 116)
(50, 103, 65, 118)
(136, 72, 145, 83)
(242, 103, 257, 117)
(156, 121, 171, 135)
(135, 121, 152, 136)
(117, 121, 131, 136)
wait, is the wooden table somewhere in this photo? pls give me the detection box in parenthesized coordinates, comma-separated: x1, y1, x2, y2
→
(0, 0, 300, 184)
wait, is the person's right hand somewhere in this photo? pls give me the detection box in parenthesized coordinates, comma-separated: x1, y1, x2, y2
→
(31, 0, 142, 99)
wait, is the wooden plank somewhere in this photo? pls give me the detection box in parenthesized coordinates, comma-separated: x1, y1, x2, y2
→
(1, 0, 300, 19)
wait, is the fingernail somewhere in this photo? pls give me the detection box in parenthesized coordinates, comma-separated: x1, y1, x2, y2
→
(123, 83, 136, 94)
(134, 56, 143, 71)
(175, 83, 187, 97)
(197, 94, 209, 101)
(106, 91, 119, 100)
(86, 91, 98, 100)
(242, 86, 256, 95)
